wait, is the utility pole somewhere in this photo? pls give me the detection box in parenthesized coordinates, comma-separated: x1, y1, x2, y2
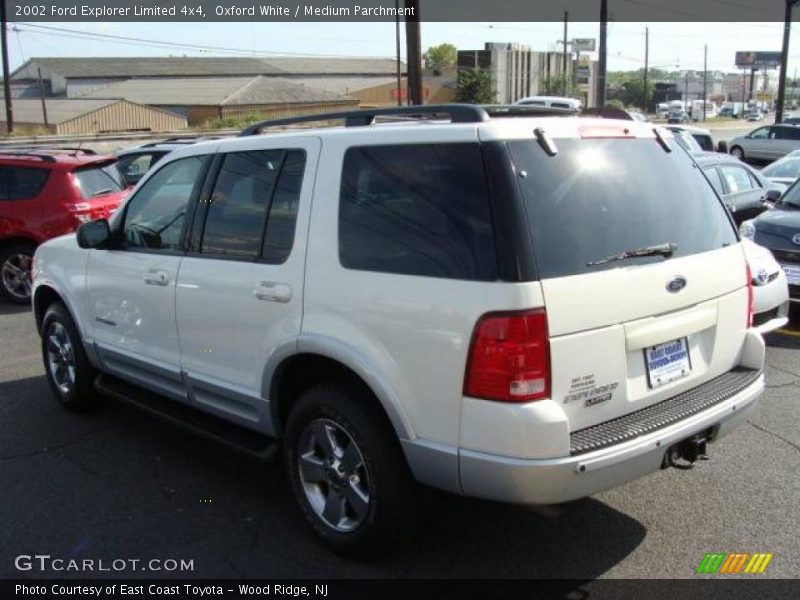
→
(596, 0, 607, 107)
(643, 27, 649, 113)
(404, 0, 422, 105)
(395, 0, 402, 106)
(562, 10, 568, 96)
(37, 68, 47, 127)
(776, 0, 799, 123)
(703, 44, 707, 121)
(1, 0, 13, 133)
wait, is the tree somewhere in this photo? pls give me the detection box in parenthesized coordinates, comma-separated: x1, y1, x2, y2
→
(456, 69, 496, 104)
(619, 77, 654, 111)
(540, 74, 580, 98)
(424, 43, 457, 73)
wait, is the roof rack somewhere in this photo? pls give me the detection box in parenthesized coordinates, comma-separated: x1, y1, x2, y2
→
(237, 103, 635, 137)
(1, 146, 97, 156)
(140, 135, 225, 147)
(238, 104, 489, 136)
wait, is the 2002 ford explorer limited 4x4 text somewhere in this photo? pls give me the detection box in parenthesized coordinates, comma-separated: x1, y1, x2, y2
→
(31, 105, 765, 554)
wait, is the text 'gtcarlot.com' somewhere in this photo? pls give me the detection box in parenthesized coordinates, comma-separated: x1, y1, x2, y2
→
(14, 554, 194, 573)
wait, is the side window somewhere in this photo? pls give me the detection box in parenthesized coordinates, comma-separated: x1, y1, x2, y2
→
(750, 127, 769, 140)
(339, 143, 497, 281)
(117, 153, 164, 185)
(0, 165, 50, 200)
(122, 156, 206, 251)
(703, 167, 725, 195)
(200, 149, 305, 261)
(719, 165, 755, 193)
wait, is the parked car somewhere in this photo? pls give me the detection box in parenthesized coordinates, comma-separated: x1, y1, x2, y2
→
(694, 152, 785, 225)
(741, 240, 790, 334)
(728, 124, 800, 162)
(670, 128, 704, 154)
(667, 109, 690, 124)
(514, 95, 582, 110)
(761, 149, 800, 186)
(780, 114, 800, 125)
(740, 179, 800, 305)
(32, 105, 765, 554)
(746, 111, 765, 122)
(115, 136, 223, 186)
(666, 125, 714, 152)
(0, 148, 126, 304)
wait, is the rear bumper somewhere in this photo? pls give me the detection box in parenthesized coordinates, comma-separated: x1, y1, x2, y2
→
(459, 371, 764, 505)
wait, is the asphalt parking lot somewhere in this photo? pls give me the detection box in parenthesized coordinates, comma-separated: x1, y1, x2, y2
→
(1, 300, 799, 580)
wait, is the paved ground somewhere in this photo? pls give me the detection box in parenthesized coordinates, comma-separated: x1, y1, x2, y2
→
(1, 301, 798, 579)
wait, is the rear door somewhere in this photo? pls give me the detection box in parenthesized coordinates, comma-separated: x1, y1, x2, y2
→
(773, 126, 800, 159)
(175, 137, 319, 430)
(745, 126, 772, 160)
(506, 133, 744, 432)
(717, 163, 767, 224)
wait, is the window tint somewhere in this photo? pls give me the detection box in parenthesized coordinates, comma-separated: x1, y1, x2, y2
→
(73, 163, 124, 198)
(720, 165, 755, 193)
(122, 156, 205, 251)
(200, 150, 282, 258)
(339, 143, 497, 280)
(508, 138, 737, 279)
(774, 127, 800, 140)
(551, 102, 570, 108)
(116, 152, 167, 185)
(262, 150, 305, 263)
(0, 165, 50, 200)
(703, 167, 725, 195)
(693, 134, 714, 152)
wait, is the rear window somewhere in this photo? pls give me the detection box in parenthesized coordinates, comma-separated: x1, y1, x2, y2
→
(508, 138, 737, 279)
(763, 156, 800, 178)
(339, 143, 497, 281)
(0, 165, 50, 200)
(73, 163, 124, 198)
(693, 134, 714, 151)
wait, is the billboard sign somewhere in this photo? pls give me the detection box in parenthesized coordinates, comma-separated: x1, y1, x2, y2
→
(572, 38, 596, 52)
(735, 51, 781, 68)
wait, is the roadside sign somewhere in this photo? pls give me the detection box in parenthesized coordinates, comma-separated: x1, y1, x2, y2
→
(735, 51, 781, 68)
(572, 38, 596, 52)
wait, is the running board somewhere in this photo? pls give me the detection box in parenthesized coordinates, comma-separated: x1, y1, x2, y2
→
(94, 374, 279, 461)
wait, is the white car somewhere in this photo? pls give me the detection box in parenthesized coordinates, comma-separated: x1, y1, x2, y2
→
(741, 239, 790, 334)
(32, 104, 765, 554)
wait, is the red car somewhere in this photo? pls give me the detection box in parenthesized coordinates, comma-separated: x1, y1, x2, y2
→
(0, 148, 127, 304)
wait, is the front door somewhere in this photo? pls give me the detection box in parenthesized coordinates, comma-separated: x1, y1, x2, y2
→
(87, 154, 209, 401)
(175, 138, 320, 430)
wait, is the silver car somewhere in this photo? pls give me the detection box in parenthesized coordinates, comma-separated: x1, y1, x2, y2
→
(728, 124, 800, 162)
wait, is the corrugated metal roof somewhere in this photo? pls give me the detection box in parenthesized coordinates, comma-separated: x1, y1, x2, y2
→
(78, 76, 349, 106)
(2, 98, 120, 124)
(14, 57, 404, 79)
(290, 76, 457, 96)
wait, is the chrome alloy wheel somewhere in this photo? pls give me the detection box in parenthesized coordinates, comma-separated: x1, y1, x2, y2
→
(1, 252, 32, 301)
(298, 418, 371, 532)
(45, 321, 76, 396)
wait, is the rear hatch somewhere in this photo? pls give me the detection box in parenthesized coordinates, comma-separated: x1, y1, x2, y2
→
(505, 129, 747, 431)
(69, 160, 128, 220)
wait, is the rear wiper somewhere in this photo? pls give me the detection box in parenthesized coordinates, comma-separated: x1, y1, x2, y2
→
(90, 188, 113, 197)
(586, 242, 677, 266)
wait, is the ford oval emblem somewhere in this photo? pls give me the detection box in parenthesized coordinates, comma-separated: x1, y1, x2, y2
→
(793, 233, 800, 246)
(666, 276, 687, 293)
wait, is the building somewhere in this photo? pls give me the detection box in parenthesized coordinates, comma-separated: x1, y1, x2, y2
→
(290, 76, 456, 107)
(11, 57, 406, 98)
(0, 98, 187, 135)
(77, 76, 359, 126)
(457, 42, 594, 106)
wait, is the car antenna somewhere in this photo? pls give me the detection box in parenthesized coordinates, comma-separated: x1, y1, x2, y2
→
(72, 142, 84, 157)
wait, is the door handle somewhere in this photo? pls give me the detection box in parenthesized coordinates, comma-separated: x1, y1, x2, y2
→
(143, 269, 170, 286)
(254, 281, 292, 303)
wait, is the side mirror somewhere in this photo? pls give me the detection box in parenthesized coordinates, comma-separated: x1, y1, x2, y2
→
(763, 189, 782, 203)
(77, 219, 112, 249)
(717, 140, 728, 153)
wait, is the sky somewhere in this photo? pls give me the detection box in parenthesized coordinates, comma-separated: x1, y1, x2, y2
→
(6, 21, 800, 76)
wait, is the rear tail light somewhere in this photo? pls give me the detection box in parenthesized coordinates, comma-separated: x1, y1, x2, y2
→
(65, 202, 93, 223)
(464, 309, 550, 402)
(746, 263, 754, 328)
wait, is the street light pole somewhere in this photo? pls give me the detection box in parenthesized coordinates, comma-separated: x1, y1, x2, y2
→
(643, 27, 649, 113)
(0, 0, 13, 133)
(596, 0, 607, 107)
(776, 0, 798, 123)
(703, 44, 707, 122)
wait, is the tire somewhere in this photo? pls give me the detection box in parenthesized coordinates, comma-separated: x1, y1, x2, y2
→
(0, 243, 35, 305)
(283, 384, 415, 556)
(41, 302, 100, 411)
(730, 146, 745, 160)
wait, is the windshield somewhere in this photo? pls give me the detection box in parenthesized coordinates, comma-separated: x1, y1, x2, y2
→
(508, 138, 738, 279)
(73, 163, 125, 198)
(778, 181, 800, 208)
(762, 157, 800, 179)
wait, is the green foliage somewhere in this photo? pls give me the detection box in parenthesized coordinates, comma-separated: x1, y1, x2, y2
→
(619, 77, 654, 111)
(424, 43, 457, 72)
(456, 69, 496, 104)
(540, 74, 580, 98)
(605, 99, 625, 110)
(203, 112, 265, 129)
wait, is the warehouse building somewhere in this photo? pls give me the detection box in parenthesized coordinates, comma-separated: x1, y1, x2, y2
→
(77, 76, 359, 126)
(0, 98, 187, 135)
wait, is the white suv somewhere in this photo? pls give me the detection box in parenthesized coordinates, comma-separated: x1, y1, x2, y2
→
(32, 105, 765, 554)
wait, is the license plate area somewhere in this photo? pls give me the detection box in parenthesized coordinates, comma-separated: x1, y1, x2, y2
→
(644, 337, 692, 389)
